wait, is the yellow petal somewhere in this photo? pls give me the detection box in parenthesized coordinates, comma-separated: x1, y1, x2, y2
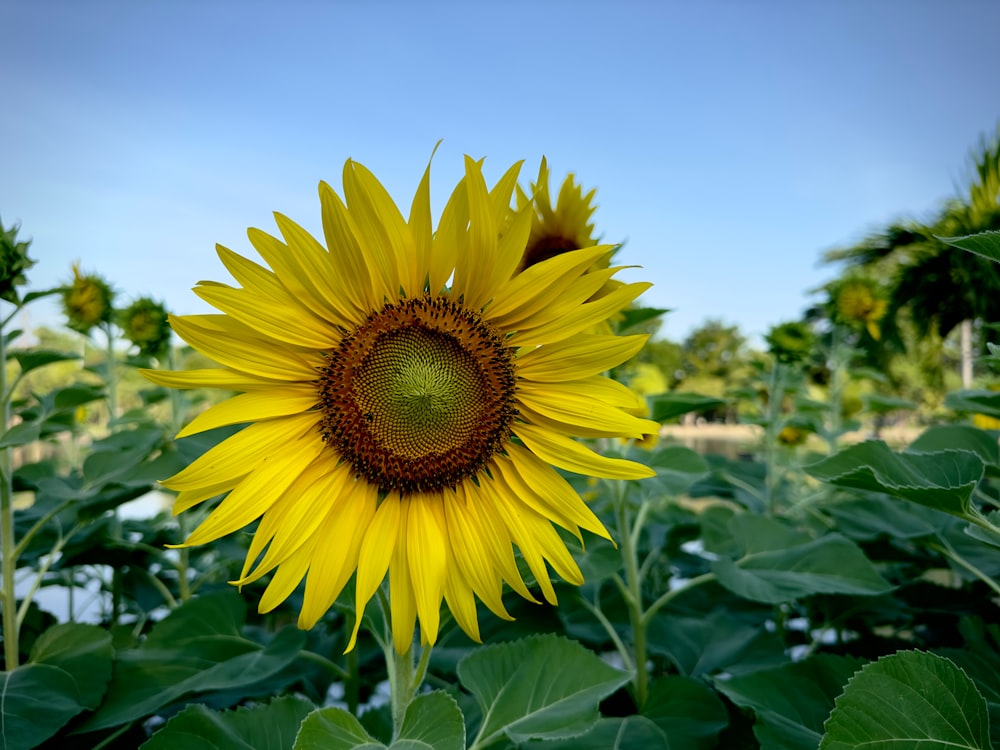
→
(163, 412, 320, 491)
(319, 180, 378, 315)
(498, 445, 611, 541)
(347, 495, 402, 651)
(451, 157, 497, 310)
(390, 522, 417, 655)
(430, 174, 467, 295)
(141, 367, 284, 392)
(343, 160, 410, 302)
(175, 386, 318, 439)
(510, 281, 652, 347)
(405, 494, 447, 646)
(513, 421, 655, 480)
(299, 476, 378, 629)
(257, 534, 318, 613)
(273, 212, 357, 325)
(484, 245, 611, 328)
(182, 433, 325, 546)
(169, 315, 320, 381)
(515, 334, 649, 382)
(516, 387, 656, 439)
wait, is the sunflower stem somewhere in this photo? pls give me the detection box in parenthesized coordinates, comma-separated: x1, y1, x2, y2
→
(613, 480, 649, 710)
(1, 314, 21, 668)
(763, 360, 787, 515)
(388, 642, 416, 739)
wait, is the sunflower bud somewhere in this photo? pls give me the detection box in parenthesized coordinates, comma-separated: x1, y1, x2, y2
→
(765, 321, 814, 364)
(119, 297, 171, 358)
(62, 263, 114, 334)
(0, 218, 35, 305)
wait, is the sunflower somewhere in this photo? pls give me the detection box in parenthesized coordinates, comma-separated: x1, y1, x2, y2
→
(143, 155, 656, 654)
(832, 278, 887, 340)
(517, 157, 601, 270)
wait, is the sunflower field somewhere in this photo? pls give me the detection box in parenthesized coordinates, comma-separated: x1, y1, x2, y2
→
(3, 162, 1000, 750)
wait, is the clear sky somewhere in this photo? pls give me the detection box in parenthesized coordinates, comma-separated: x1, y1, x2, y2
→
(3, 1, 999, 346)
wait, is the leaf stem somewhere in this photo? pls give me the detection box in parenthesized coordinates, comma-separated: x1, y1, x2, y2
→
(928, 541, 1000, 598)
(297, 648, 350, 680)
(641, 572, 717, 627)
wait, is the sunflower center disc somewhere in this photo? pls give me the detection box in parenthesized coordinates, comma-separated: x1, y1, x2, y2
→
(317, 296, 517, 493)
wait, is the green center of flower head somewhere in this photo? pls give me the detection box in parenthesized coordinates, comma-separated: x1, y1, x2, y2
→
(317, 296, 517, 493)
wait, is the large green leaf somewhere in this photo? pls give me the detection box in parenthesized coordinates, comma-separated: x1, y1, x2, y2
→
(716, 654, 864, 750)
(821, 650, 991, 750)
(140, 696, 315, 750)
(806, 440, 984, 517)
(392, 692, 464, 750)
(294, 707, 384, 750)
(649, 392, 727, 422)
(647, 608, 786, 678)
(642, 675, 729, 750)
(712, 534, 893, 604)
(822, 495, 948, 540)
(941, 230, 1000, 263)
(0, 664, 85, 750)
(523, 716, 669, 748)
(30, 622, 114, 711)
(910, 425, 1000, 474)
(0, 622, 115, 749)
(79, 592, 306, 732)
(458, 634, 631, 746)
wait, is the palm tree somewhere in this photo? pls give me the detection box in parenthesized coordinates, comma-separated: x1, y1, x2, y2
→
(824, 126, 1000, 386)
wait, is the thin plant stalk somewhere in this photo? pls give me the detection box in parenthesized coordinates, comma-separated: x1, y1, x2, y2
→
(613, 481, 649, 709)
(1, 319, 20, 668)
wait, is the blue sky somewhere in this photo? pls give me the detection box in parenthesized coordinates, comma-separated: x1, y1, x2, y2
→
(3, 1, 999, 345)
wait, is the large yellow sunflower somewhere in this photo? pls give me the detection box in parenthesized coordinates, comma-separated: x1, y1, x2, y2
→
(144, 155, 656, 654)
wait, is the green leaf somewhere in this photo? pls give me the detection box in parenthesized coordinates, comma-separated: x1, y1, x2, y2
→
(393, 692, 464, 750)
(647, 608, 787, 678)
(523, 716, 669, 748)
(945, 389, 1000, 419)
(910, 425, 1000, 474)
(806, 440, 984, 518)
(649, 392, 727, 422)
(642, 675, 729, 750)
(712, 534, 894, 604)
(0, 664, 85, 750)
(0, 420, 40, 448)
(458, 634, 631, 745)
(30, 622, 114, 711)
(10, 349, 78, 376)
(823, 495, 948, 540)
(617, 306, 670, 332)
(293, 707, 384, 749)
(716, 654, 864, 750)
(941, 230, 1000, 263)
(645, 445, 710, 494)
(140, 695, 315, 750)
(860, 393, 916, 413)
(52, 383, 105, 411)
(821, 650, 991, 750)
(80, 592, 307, 732)
(0, 623, 114, 749)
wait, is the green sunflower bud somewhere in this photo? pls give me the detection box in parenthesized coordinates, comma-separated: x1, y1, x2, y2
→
(118, 297, 171, 358)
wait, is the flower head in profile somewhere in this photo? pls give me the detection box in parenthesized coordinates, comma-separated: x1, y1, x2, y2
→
(765, 321, 814, 364)
(0, 218, 35, 305)
(144, 156, 656, 653)
(62, 263, 114, 334)
(831, 278, 887, 340)
(119, 297, 172, 358)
